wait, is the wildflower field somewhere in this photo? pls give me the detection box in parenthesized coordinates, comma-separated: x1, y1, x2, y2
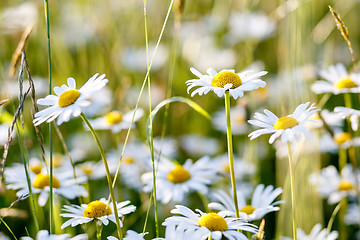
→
(1, 0, 360, 239)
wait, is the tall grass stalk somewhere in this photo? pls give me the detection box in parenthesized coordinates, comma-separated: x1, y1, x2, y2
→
(224, 91, 240, 219)
(143, 0, 160, 236)
(43, 0, 54, 233)
(287, 142, 297, 240)
(80, 113, 123, 240)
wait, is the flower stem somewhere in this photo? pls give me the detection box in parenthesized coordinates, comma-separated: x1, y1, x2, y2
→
(327, 199, 343, 233)
(43, 0, 54, 233)
(224, 91, 239, 219)
(80, 113, 123, 240)
(287, 142, 297, 240)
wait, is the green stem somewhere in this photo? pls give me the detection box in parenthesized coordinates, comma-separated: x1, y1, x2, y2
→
(327, 199, 343, 233)
(80, 113, 123, 240)
(43, 0, 53, 233)
(224, 91, 239, 219)
(96, 223, 102, 240)
(287, 142, 297, 240)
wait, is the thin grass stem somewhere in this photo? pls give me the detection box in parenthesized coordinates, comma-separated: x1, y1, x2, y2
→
(224, 91, 239, 219)
(80, 113, 123, 240)
(43, 0, 54, 233)
(0, 217, 17, 240)
(287, 142, 297, 240)
(326, 199, 343, 233)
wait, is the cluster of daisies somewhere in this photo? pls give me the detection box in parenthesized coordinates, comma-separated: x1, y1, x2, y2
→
(4, 62, 360, 239)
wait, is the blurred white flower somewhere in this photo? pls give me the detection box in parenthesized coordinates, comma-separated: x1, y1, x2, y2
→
(212, 106, 248, 135)
(225, 11, 276, 45)
(319, 131, 360, 153)
(345, 204, 360, 225)
(180, 134, 220, 157)
(153, 136, 178, 158)
(281, 224, 338, 240)
(309, 164, 359, 204)
(334, 106, 360, 131)
(125, 84, 165, 108)
(0, 2, 38, 34)
(82, 87, 112, 117)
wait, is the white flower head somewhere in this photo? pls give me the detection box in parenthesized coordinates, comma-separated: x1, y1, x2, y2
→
(282, 224, 338, 240)
(33, 73, 108, 126)
(180, 134, 220, 157)
(142, 156, 218, 204)
(186, 67, 267, 99)
(163, 205, 258, 240)
(208, 184, 283, 222)
(88, 108, 144, 133)
(248, 102, 319, 144)
(334, 106, 360, 131)
(311, 63, 360, 95)
(345, 204, 360, 225)
(309, 164, 359, 204)
(5, 163, 88, 207)
(61, 198, 136, 228)
(319, 131, 360, 153)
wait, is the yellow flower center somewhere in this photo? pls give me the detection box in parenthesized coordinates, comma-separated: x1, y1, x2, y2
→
(235, 116, 246, 124)
(240, 205, 256, 215)
(58, 89, 81, 108)
(198, 213, 228, 232)
(29, 164, 42, 175)
(334, 132, 352, 145)
(222, 164, 230, 173)
(167, 165, 191, 184)
(105, 111, 123, 124)
(80, 165, 94, 175)
(83, 200, 112, 219)
(334, 77, 357, 89)
(338, 180, 354, 191)
(211, 71, 242, 89)
(33, 174, 60, 189)
(274, 116, 298, 130)
(124, 157, 134, 164)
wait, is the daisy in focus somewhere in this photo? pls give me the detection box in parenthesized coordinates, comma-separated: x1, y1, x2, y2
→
(208, 184, 283, 221)
(5, 163, 88, 207)
(248, 102, 319, 144)
(163, 205, 258, 240)
(33, 73, 108, 126)
(186, 67, 267, 99)
(281, 224, 338, 240)
(309, 164, 359, 204)
(88, 108, 144, 133)
(311, 63, 360, 95)
(60, 198, 136, 228)
(141, 156, 218, 204)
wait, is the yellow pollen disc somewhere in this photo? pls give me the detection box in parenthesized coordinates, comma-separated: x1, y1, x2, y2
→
(33, 174, 60, 189)
(105, 111, 123, 124)
(198, 213, 228, 232)
(240, 205, 256, 215)
(334, 132, 352, 145)
(274, 116, 298, 130)
(222, 164, 230, 173)
(334, 77, 357, 89)
(211, 71, 242, 89)
(80, 166, 93, 175)
(30, 164, 42, 175)
(124, 157, 134, 164)
(83, 201, 112, 219)
(58, 89, 81, 108)
(167, 165, 191, 184)
(338, 180, 354, 191)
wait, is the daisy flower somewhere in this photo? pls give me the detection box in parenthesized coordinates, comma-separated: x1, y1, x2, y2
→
(180, 134, 220, 157)
(334, 106, 360, 131)
(186, 67, 267, 99)
(5, 163, 88, 207)
(345, 204, 360, 225)
(281, 224, 338, 240)
(163, 205, 257, 240)
(309, 164, 359, 204)
(33, 73, 108, 126)
(141, 156, 218, 204)
(60, 198, 136, 228)
(248, 102, 319, 144)
(311, 63, 360, 95)
(75, 161, 107, 180)
(88, 108, 144, 133)
(20, 230, 87, 240)
(208, 184, 283, 221)
(319, 131, 360, 153)
(212, 106, 248, 135)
